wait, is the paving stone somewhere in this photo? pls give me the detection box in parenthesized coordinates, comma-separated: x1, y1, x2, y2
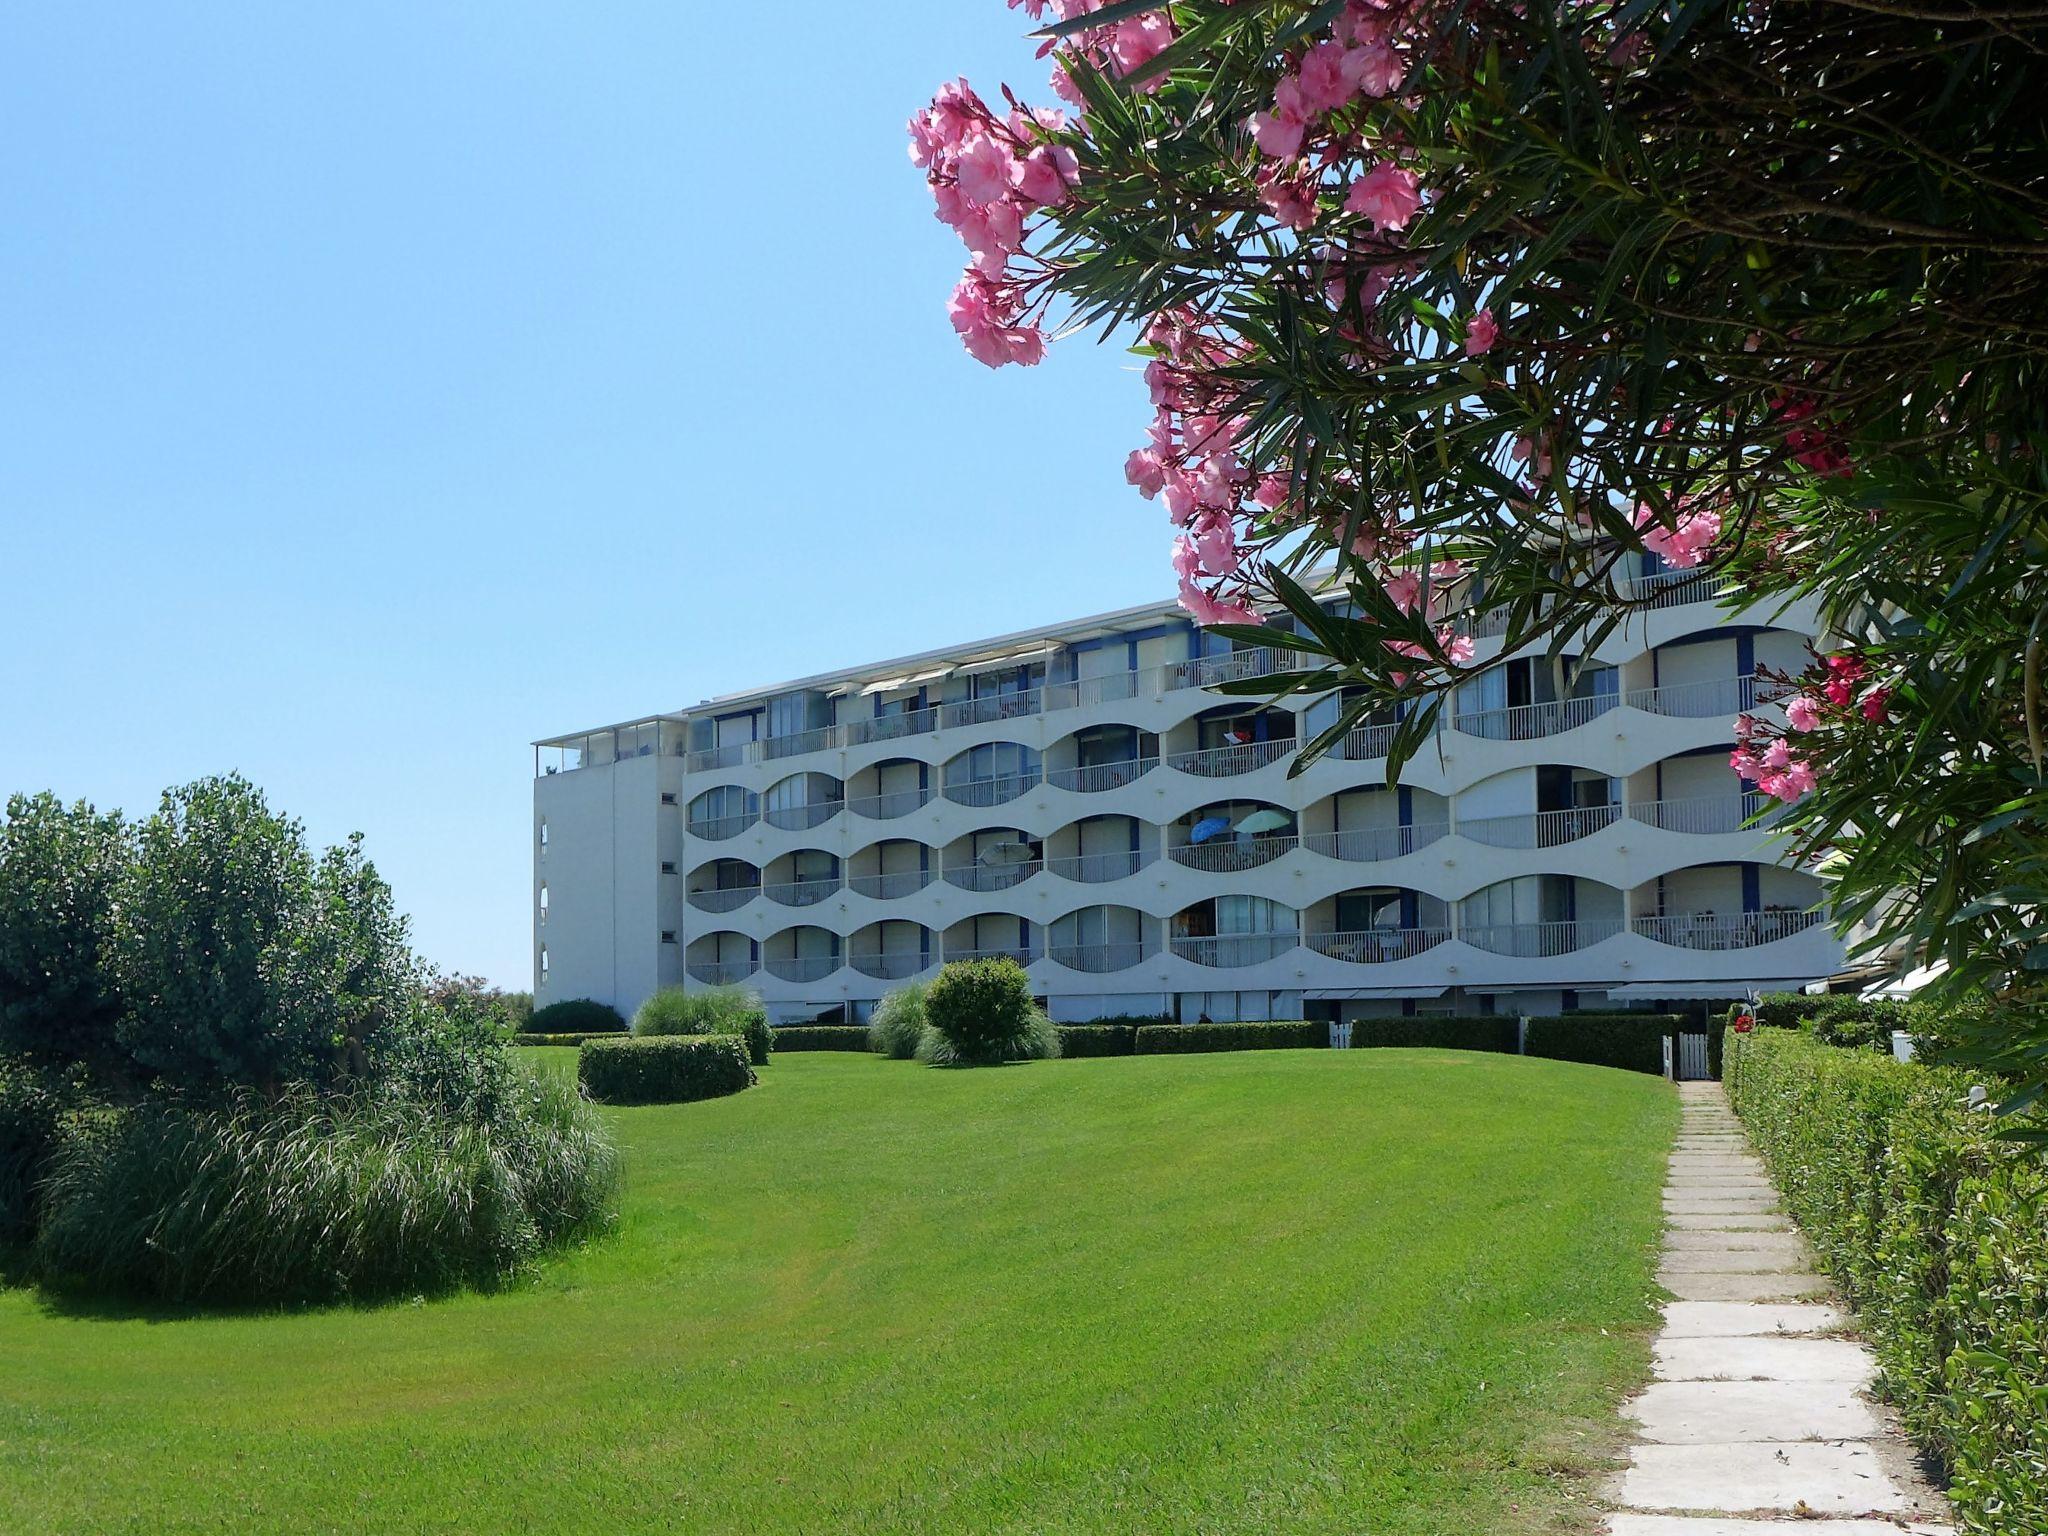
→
(1665, 1175, 1776, 1191)
(1659, 1300, 1840, 1337)
(1665, 1211, 1793, 1232)
(1664, 1195, 1781, 1214)
(1654, 1336, 1874, 1384)
(1625, 1377, 1880, 1443)
(1660, 1250, 1811, 1275)
(1620, 1441, 1906, 1515)
(1662, 1231, 1813, 1259)
(1608, 1517, 1949, 1536)
(1660, 1271, 1831, 1303)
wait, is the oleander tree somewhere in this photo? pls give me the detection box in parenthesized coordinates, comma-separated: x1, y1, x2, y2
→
(914, 0, 2048, 1101)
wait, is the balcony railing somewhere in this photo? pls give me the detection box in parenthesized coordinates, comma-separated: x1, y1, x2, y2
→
(846, 786, 933, 819)
(1046, 941, 1152, 973)
(763, 876, 840, 907)
(1450, 692, 1619, 741)
(761, 726, 840, 761)
(848, 869, 933, 900)
(686, 812, 758, 842)
(1338, 721, 1401, 761)
(685, 742, 756, 772)
(1458, 918, 1624, 957)
(843, 708, 938, 747)
(1166, 737, 1297, 778)
(850, 950, 930, 980)
(687, 959, 758, 985)
(765, 954, 840, 982)
(1042, 849, 1151, 883)
(1041, 670, 1145, 711)
(1623, 673, 1772, 719)
(764, 800, 842, 831)
(1161, 646, 1306, 692)
(942, 770, 1041, 807)
(1170, 932, 1299, 967)
(945, 944, 1040, 967)
(1628, 792, 1771, 836)
(1456, 803, 1622, 850)
(944, 861, 1040, 891)
(1301, 822, 1449, 862)
(1616, 569, 1721, 609)
(687, 886, 759, 913)
(940, 690, 1042, 729)
(1168, 836, 1296, 872)
(1045, 757, 1157, 793)
(1305, 927, 1451, 964)
(1631, 910, 1824, 950)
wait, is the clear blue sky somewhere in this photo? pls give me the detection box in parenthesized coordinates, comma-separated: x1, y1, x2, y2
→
(0, 5, 1172, 988)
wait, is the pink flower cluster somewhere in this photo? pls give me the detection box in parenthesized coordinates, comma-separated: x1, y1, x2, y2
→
(1733, 653, 1890, 805)
(1005, 1, 1176, 103)
(1774, 390, 1855, 479)
(1634, 498, 1724, 569)
(910, 79, 1080, 368)
(1249, 10, 1405, 161)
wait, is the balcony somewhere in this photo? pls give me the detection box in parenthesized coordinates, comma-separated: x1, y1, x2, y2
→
(687, 959, 757, 985)
(1450, 693, 1618, 741)
(1042, 849, 1151, 883)
(1458, 918, 1624, 957)
(1624, 673, 1772, 719)
(1168, 836, 1297, 872)
(848, 869, 933, 900)
(763, 876, 840, 907)
(1628, 792, 1771, 835)
(1616, 568, 1721, 610)
(1170, 933, 1298, 967)
(1042, 670, 1144, 711)
(687, 886, 758, 914)
(850, 950, 929, 980)
(1302, 823, 1449, 862)
(1305, 928, 1452, 964)
(944, 861, 1040, 892)
(1166, 737, 1296, 778)
(940, 690, 1042, 729)
(1455, 804, 1622, 850)
(942, 770, 1041, 808)
(686, 812, 758, 842)
(1046, 941, 1151, 973)
(765, 954, 840, 982)
(1161, 646, 1306, 692)
(1338, 721, 1401, 761)
(760, 726, 841, 761)
(945, 944, 1040, 966)
(764, 800, 842, 831)
(847, 786, 933, 819)
(1631, 910, 1824, 949)
(843, 708, 939, 748)
(1045, 757, 1158, 793)
(685, 742, 757, 773)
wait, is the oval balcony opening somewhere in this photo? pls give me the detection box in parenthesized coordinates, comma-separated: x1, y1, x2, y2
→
(1167, 800, 1297, 872)
(1169, 895, 1299, 967)
(941, 741, 1042, 808)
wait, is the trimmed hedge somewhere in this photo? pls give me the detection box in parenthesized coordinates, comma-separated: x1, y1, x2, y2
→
(1055, 1023, 1139, 1057)
(771, 1026, 871, 1052)
(1523, 1014, 1687, 1075)
(577, 1035, 755, 1106)
(528, 999, 627, 1036)
(1740, 992, 1928, 1052)
(1135, 1021, 1325, 1054)
(1728, 1029, 2046, 1534)
(512, 1032, 616, 1048)
(1348, 1016, 1517, 1053)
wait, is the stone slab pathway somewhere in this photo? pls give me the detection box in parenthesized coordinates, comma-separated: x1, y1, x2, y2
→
(1603, 1083, 1953, 1534)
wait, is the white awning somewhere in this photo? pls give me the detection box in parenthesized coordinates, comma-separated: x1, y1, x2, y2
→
(857, 675, 910, 697)
(1303, 985, 1449, 1001)
(955, 647, 1054, 678)
(1604, 979, 1819, 1001)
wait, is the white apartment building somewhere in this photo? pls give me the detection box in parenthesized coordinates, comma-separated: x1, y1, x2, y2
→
(532, 561, 1844, 1025)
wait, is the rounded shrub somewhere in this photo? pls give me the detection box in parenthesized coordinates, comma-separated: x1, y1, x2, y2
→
(634, 985, 771, 1065)
(868, 981, 929, 1060)
(530, 998, 628, 1035)
(917, 959, 1060, 1067)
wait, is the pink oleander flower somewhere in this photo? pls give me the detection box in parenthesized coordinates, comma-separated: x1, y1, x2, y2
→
(1785, 694, 1822, 732)
(1345, 162, 1422, 231)
(1253, 474, 1291, 510)
(1729, 746, 1762, 780)
(1178, 574, 1261, 626)
(1125, 448, 1166, 499)
(1463, 308, 1499, 357)
(1250, 76, 1311, 160)
(1446, 634, 1476, 665)
(948, 274, 1045, 369)
(1296, 40, 1356, 115)
(1385, 570, 1423, 613)
(1635, 500, 1722, 569)
(1344, 41, 1402, 98)
(1761, 737, 1793, 771)
(1861, 687, 1892, 723)
(1109, 12, 1175, 88)
(954, 131, 1016, 207)
(1012, 142, 1079, 207)
(1256, 165, 1319, 231)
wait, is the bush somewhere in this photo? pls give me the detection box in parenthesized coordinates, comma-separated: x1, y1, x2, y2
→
(1349, 1016, 1518, 1052)
(1055, 1023, 1139, 1057)
(30, 1068, 620, 1303)
(634, 986, 770, 1065)
(512, 1032, 615, 1048)
(1727, 1029, 2046, 1534)
(918, 960, 1059, 1067)
(1522, 1014, 1685, 1075)
(0, 793, 132, 1074)
(772, 1026, 872, 1052)
(868, 981, 929, 1059)
(1134, 1021, 1326, 1054)
(1, 1060, 69, 1246)
(578, 1035, 756, 1105)
(529, 998, 628, 1036)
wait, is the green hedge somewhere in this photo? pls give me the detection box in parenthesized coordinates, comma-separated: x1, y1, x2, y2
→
(1134, 1021, 1326, 1054)
(512, 1032, 615, 1048)
(577, 1035, 755, 1106)
(1348, 1016, 1517, 1052)
(1740, 992, 1927, 1052)
(1054, 1024, 1139, 1057)
(1727, 1029, 2045, 1534)
(1523, 1014, 1686, 1075)
(528, 999, 628, 1035)
(771, 1026, 871, 1052)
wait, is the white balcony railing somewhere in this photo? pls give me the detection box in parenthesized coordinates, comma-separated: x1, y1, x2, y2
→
(940, 690, 1042, 729)
(1631, 910, 1824, 950)
(1042, 849, 1152, 883)
(944, 945, 1040, 967)
(763, 877, 840, 907)
(941, 770, 1041, 808)
(764, 800, 842, 831)
(1338, 721, 1401, 761)
(1046, 941, 1152, 973)
(846, 787, 932, 819)
(1167, 836, 1297, 872)
(686, 886, 758, 913)
(1305, 928, 1451, 963)
(687, 959, 757, 985)
(848, 869, 932, 900)
(686, 812, 758, 842)
(1628, 792, 1771, 836)
(1456, 803, 1622, 850)
(1171, 932, 1299, 967)
(1616, 568, 1722, 609)
(1041, 670, 1145, 711)
(943, 862, 1040, 891)
(1166, 737, 1297, 778)
(1450, 692, 1619, 741)
(1623, 673, 1775, 719)
(1458, 918, 1624, 957)
(843, 708, 939, 747)
(850, 950, 930, 980)
(686, 742, 756, 772)
(1301, 822, 1449, 862)
(760, 726, 840, 761)
(1045, 757, 1157, 793)
(1161, 646, 1306, 692)
(765, 954, 840, 982)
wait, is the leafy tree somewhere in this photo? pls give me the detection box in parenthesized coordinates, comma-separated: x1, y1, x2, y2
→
(0, 793, 132, 1073)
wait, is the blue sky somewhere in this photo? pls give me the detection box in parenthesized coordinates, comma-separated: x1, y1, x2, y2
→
(0, 4, 1172, 987)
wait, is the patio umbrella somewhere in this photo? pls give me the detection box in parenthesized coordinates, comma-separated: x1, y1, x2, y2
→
(978, 840, 1036, 865)
(1234, 808, 1293, 835)
(1189, 816, 1233, 844)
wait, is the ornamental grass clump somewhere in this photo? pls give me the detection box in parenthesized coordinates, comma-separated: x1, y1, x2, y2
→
(634, 984, 771, 1065)
(867, 980, 929, 1060)
(916, 959, 1059, 1067)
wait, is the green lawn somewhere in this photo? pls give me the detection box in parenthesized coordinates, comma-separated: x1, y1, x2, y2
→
(0, 1049, 1675, 1535)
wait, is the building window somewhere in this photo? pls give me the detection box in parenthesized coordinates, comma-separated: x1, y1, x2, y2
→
(660, 861, 677, 874)
(539, 947, 549, 976)
(660, 792, 678, 806)
(660, 930, 678, 945)
(539, 820, 549, 849)
(538, 885, 549, 926)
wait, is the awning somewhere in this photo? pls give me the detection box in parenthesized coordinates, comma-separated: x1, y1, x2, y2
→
(1303, 986, 1449, 1001)
(857, 664, 951, 697)
(955, 647, 1054, 678)
(1603, 979, 1819, 1001)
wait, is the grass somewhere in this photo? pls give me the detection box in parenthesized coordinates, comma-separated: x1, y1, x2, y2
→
(0, 1049, 1675, 1535)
